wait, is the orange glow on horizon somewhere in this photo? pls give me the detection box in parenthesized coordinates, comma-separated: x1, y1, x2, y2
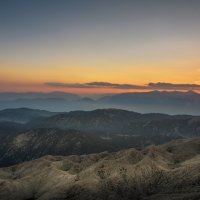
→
(0, 81, 200, 94)
(1, 58, 200, 94)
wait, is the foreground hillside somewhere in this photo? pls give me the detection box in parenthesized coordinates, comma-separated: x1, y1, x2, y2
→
(0, 137, 200, 200)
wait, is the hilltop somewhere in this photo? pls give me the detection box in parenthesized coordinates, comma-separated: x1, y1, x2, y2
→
(0, 137, 200, 200)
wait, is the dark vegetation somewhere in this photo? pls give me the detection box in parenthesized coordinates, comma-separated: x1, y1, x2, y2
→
(1, 108, 200, 167)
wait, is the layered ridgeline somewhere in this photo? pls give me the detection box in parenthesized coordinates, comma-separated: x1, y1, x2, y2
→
(0, 137, 200, 200)
(0, 108, 200, 167)
(0, 108, 56, 123)
(1, 91, 200, 115)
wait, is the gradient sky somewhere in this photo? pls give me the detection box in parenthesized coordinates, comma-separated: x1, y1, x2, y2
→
(1, 0, 200, 93)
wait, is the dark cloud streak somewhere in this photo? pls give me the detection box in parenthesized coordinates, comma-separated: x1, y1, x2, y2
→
(86, 82, 146, 89)
(149, 82, 200, 90)
(44, 82, 92, 88)
(45, 82, 147, 89)
(45, 82, 200, 90)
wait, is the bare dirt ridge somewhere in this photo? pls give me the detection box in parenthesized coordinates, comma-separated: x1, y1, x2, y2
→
(0, 137, 200, 200)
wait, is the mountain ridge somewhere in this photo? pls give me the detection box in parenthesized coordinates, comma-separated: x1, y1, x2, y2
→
(0, 108, 200, 167)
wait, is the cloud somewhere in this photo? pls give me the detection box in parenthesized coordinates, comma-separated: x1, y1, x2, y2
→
(86, 82, 146, 89)
(45, 82, 147, 89)
(44, 82, 92, 88)
(148, 82, 200, 90)
(45, 82, 200, 90)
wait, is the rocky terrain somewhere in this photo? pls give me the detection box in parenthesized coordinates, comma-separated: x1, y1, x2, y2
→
(0, 137, 200, 200)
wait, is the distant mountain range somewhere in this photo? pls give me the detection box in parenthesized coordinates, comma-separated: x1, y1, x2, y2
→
(0, 137, 200, 200)
(0, 91, 80, 101)
(1, 108, 200, 167)
(100, 90, 200, 115)
(0, 91, 200, 114)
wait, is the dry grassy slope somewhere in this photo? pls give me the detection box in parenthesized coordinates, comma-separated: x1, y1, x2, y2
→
(0, 138, 200, 200)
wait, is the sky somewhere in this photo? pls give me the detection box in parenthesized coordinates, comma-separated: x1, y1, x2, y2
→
(1, 0, 200, 94)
